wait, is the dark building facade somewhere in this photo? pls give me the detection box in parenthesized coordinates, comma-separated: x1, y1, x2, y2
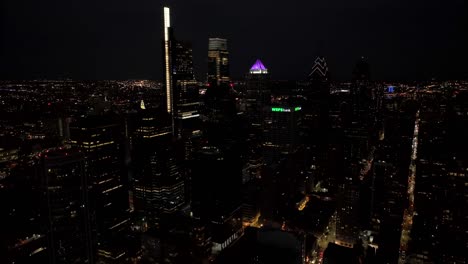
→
(263, 105, 302, 165)
(70, 116, 131, 263)
(191, 146, 243, 254)
(131, 109, 184, 228)
(40, 148, 95, 264)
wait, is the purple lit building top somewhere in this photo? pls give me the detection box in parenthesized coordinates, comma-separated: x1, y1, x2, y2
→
(250, 59, 268, 74)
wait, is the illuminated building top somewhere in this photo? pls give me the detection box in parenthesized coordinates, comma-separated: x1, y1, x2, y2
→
(208, 38, 228, 51)
(164, 7, 170, 41)
(208, 38, 230, 83)
(250, 59, 268, 74)
(308, 56, 328, 80)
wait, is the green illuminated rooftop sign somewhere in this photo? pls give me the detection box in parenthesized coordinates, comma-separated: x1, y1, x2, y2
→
(271, 107, 302, 112)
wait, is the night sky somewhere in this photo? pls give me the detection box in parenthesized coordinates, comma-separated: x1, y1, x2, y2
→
(1, 0, 467, 81)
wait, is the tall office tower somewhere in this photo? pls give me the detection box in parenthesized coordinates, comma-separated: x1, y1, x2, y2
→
(191, 82, 246, 254)
(352, 57, 370, 81)
(303, 56, 332, 190)
(243, 60, 270, 224)
(350, 57, 373, 124)
(40, 148, 95, 264)
(163, 6, 174, 116)
(245, 59, 271, 127)
(174, 80, 201, 138)
(191, 146, 243, 254)
(263, 105, 303, 165)
(132, 108, 184, 228)
(133, 109, 172, 141)
(173, 40, 195, 81)
(202, 82, 247, 147)
(335, 58, 376, 248)
(134, 145, 185, 224)
(173, 40, 201, 139)
(207, 38, 230, 84)
(70, 116, 131, 263)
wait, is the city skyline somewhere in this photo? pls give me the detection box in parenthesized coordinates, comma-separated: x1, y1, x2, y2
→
(1, 1, 467, 81)
(1, 2, 467, 264)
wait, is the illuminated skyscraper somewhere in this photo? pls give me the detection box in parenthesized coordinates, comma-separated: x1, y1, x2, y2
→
(207, 38, 230, 84)
(164, 6, 174, 116)
(173, 40, 195, 81)
(245, 59, 271, 127)
(173, 40, 201, 138)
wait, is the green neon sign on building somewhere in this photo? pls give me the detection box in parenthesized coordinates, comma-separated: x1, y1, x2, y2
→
(271, 107, 302, 112)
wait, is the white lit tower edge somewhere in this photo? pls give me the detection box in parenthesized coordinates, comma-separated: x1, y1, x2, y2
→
(164, 6, 175, 135)
(164, 7, 173, 115)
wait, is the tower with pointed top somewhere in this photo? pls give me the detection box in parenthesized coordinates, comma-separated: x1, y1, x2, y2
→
(304, 55, 331, 167)
(245, 59, 271, 128)
(250, 59, 269, 74)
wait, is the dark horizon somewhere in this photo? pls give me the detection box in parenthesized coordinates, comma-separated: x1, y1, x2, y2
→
(1, 0, 467, 81)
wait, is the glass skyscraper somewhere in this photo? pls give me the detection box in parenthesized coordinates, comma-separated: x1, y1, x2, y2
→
(207, 38, 230, 84)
